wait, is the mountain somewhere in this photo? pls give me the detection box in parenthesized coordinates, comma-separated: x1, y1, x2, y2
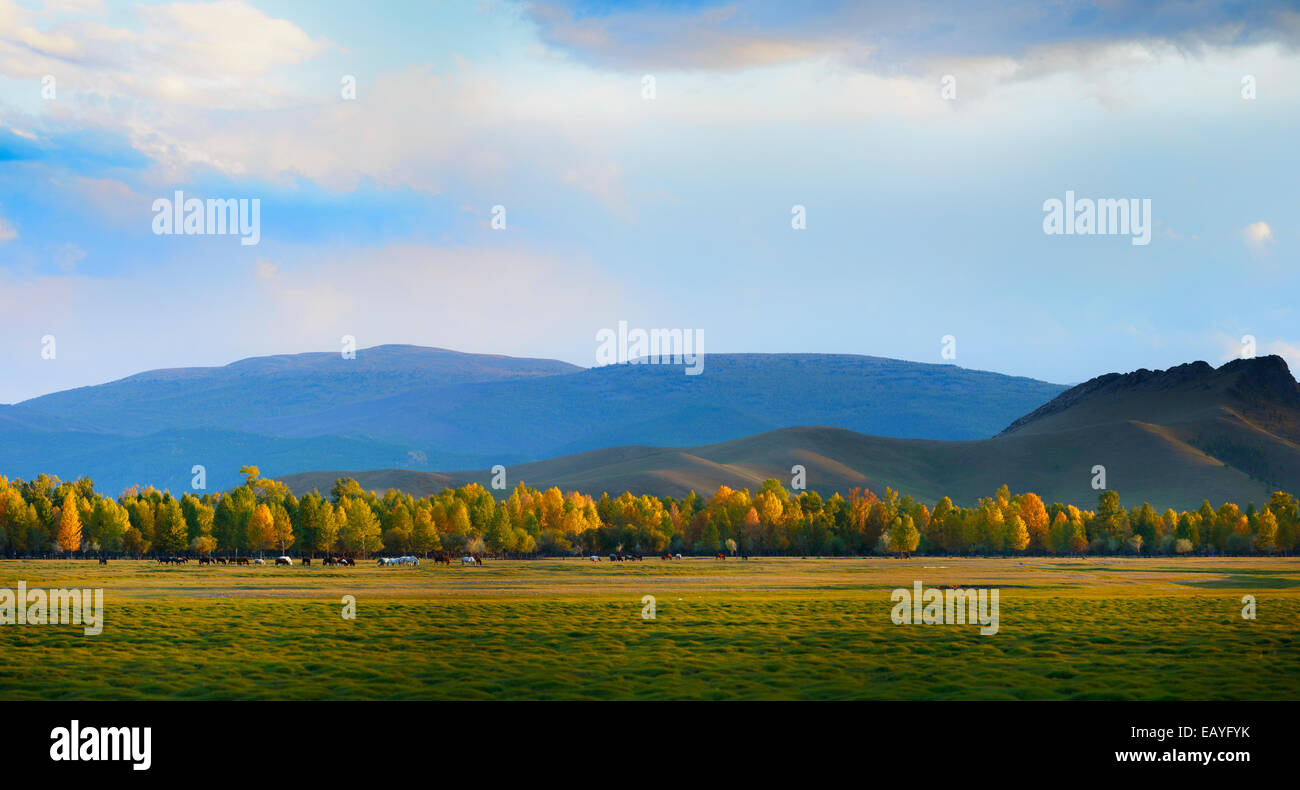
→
(237, 353, 1065, 453)
(1, 347, 1066, 494)
(14, 345, 582, 435)
(278, 356, 1300, 510)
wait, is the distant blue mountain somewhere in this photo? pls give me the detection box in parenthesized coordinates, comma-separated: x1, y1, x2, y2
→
(2, 346, 1066, 494)
(16, 344, 581, 435)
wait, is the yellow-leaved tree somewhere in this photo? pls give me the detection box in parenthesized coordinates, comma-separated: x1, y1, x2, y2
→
(56, 491, 82, 555)
(248, 503, 275, 557)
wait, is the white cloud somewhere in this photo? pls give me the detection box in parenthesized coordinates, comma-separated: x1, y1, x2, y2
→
(0, 215, 15, 242)
(0, 0, 329, 107)
(1244, 220, 1274, 249)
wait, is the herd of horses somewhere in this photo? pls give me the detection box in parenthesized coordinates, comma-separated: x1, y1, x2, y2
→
(133, 552, 481, 567)
(375, 554, 489, 566)
(104, 551, 751, 567)
(589, 552, 747, 562)
(145, 555, 359, 566)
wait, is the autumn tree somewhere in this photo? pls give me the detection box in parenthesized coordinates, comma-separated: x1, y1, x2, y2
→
(271, 502, 294, 554)
(55, 492, 82, 555)
(1019, 493, 1049, 551)
(247, 504, 276, 557)
(1255, 508, 1278, 554)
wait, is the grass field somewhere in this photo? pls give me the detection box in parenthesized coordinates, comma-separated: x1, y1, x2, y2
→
(1, 557, 1297, 700)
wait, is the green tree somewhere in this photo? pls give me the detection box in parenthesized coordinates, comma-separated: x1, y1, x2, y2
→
(889, 514, 920, 557)
(340, 498, 383, 558)
(1005, 513, 1030, 553)
(154, 498, 189, 555)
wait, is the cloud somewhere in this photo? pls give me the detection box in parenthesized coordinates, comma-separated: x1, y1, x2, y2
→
(526, 2, 852, 71)
(0, 213, 15, 242)
(0, 0, 328, 88)
(1244, 220, 1274, 249)
(524, 1, 1300, 75)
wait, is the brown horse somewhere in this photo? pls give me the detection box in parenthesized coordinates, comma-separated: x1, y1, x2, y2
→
(715, 553, 726, 561)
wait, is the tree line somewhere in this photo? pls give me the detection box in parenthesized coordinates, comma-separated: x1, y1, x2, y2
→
(0, 465, 1296, 558)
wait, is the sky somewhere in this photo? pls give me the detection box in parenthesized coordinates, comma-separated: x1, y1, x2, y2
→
(1, 0, 1297, 403)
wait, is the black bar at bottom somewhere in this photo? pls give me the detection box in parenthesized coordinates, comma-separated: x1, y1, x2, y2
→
(6, 701, 1289, 779)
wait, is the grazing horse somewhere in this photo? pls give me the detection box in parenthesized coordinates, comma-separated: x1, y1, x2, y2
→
(275, 556, 292, 566)
(302, 557, 311, 566)
(432, 553, 451, 566)
(216, 557, 227, 565)
(98, 556, 108, 565)
(198, 556, 213, 565)
(236, 557, 250, 565)
(715, 553, 726, 561)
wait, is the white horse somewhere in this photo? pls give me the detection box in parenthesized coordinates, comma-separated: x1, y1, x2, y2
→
(461, 556, 478, 565)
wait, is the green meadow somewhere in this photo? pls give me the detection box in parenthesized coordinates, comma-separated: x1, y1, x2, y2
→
(1, 557, 1296, 700)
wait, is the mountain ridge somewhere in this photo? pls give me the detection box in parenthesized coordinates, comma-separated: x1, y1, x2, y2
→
(277, 356, 1300, 510)
(2, 346, 1066, 493)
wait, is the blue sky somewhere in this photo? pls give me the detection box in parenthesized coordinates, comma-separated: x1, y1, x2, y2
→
(1, 0, 1297, 402)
